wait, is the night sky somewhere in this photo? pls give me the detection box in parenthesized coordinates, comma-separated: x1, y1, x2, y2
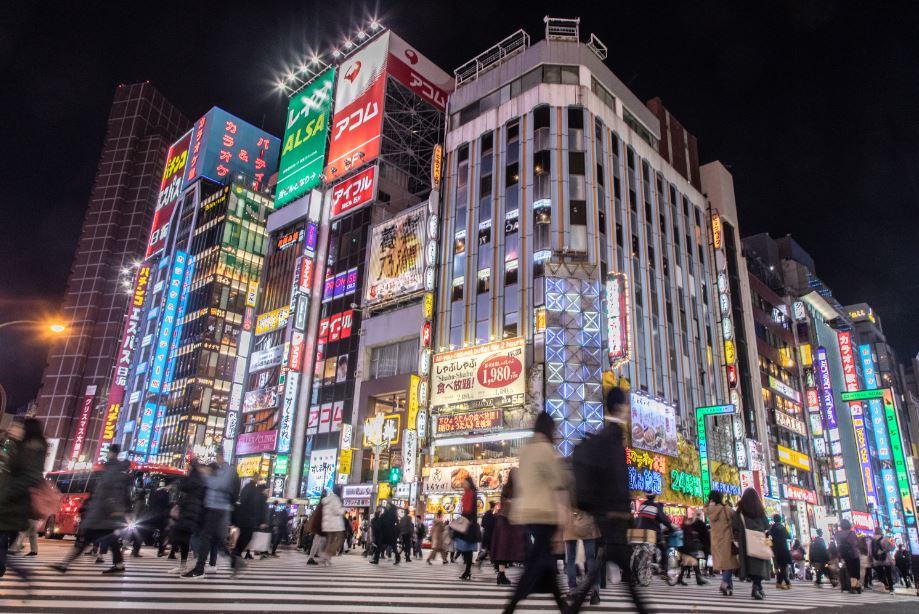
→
(2, 2, 918, 409)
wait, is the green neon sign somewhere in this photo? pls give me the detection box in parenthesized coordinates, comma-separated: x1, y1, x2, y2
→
(840, 389, 885, 402)
(696, 404, 736, 501)
(883, 394, 917, 533)
(274, 455, 289, 475)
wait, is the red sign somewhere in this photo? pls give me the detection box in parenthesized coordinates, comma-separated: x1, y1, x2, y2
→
(837, 332, 859, 392)
(330, 165, 377, 219)
(289, 332, 305, 372)
(318, 317, 330, 344)
(782, 483, 818, 505)
(319, 310, 354, 344)
(851, 511, 874, 531)
(727, 364, 738, 388)
(299, 258, 314, 293)
(435, 409, 503, 436)
(387, 32, 452, 112)
(69, 386, 98, 465)
(805, 388, 820, 411)
(147, 131, 192, 258)
(421, 321, 432, 348)
(325, 34, 387, 180)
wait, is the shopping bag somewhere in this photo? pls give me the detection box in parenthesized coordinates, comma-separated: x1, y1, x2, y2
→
(449, 516, 471, 534)
(249, 530, 272, 553)
(741, 515, 773, 560)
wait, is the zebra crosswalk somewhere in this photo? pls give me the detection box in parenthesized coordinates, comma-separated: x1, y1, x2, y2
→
(0, 540, 911, 613)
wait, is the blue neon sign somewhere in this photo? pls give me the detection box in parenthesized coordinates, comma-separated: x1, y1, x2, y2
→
(147, 251, 188, 394)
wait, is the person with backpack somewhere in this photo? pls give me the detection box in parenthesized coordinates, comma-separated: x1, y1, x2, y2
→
(503, 412, 568, 613)
(834, 518, 862, 593)
(809, 528, 831, 586)
(0, 418, 47, 581)
(871, 528, 895, 592)
(567, 387, 649, 614)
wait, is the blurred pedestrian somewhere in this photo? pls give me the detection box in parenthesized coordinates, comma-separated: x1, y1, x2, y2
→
(0, 418, 47, 580)
(895, 544, 912, 588)
(414, 515, 425, 559)
(568, 387, 647, 614)
(490, 469, 525, 585)
(871, 528, 894, 592)
(426, 510, 449, 564)
(732, 488, 771, 600)
(53, 444, 131, 575)
(706, 490, 738, 596)
(270, 499, 292, 557)
(167, 460, 206, 575)
(563, 500, 601, 603)
(503, 412, 568, 613)
(790, 538, 806, 580)
(146, 481, 171, 557)
(858, 534, 872, 589)
(768, 514, 792, 589)
(232, 481, 268, 564)
(398, 508, 414, 562)
(678, 513, 708, 585)
(477, 501, 496, 567)
(808, 528, 831, 587)
(834, 518, 862, 593)
(183, 448, 240, 577)
(454, 476, 481, 580)
(318, 486, 345, 566)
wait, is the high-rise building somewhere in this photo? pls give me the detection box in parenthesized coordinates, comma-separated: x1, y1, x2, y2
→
(36, 83, 187, 469)
(429, 19, 737, 517)
(109, 108, 280, 467)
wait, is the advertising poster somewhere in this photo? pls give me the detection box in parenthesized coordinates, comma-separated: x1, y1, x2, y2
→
(305, 449, 338, 497)
(255, 306, 290, 335)
(434, 409, 503, 438)
(330, 165, 377, 219)
(147, 131, 193, 258)
(68, 386, 97, 464)
(423, 462, 516, 494)
(386, 32, 453, 111)
(365, 204, 427, 304)
(629, 390, 678, 457)
(276, 68, 335, 207)
(325, 33, 388, 179)
(236, 430, 278, 456)
(430, 337, 526, 413)
(242, 385, 280, 413)
(249, 345, 284, 372)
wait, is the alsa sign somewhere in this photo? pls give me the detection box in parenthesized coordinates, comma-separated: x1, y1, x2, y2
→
(147, 131, 192, 258)
(330, 165, 377, 219)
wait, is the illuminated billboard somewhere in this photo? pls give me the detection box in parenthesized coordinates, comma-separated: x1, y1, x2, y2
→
(606, 272, 630, 367)
(325, 34, 388, 180)
(365, 203, 426, 304)
(430, 338, 526, 413)
(386, 32, 453, 112)
(275, 68, 335, 207)
(330, 164, 377, 219)
(147, 131, 192, 258)
(184, 107, 280, 189)
(147, 252, 188, 394)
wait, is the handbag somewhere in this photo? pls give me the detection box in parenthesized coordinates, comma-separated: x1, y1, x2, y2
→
(741, 515, 773, 560)
(309, 502, 324, 535)
(29, 479, 62, 519)
(449, 515, 471, 535)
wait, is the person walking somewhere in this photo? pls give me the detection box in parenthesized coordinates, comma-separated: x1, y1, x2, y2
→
(731, 488, 771, 600)
(563, 501, 601, 603)
(477, 501, 496, 567)
(454, 476, 482, 580)
(768, 514, 792, 589)
(835, 519, 862, 593)
(270, 500, 291, 557)
(183, 449, 240, 577)
(54, 444, 132, 575)
(858, 535, 872, 589)
(318, 486, 345, 566)
(145, 481, 171, 557)
(414, 515, 425, 559)
(490, 469, 525, 585)
(790, 538, 806, 580)
(895, 544, 912, 588)
(231, 481, 268, 564)
(398, 509, 414, 562)
(678, 514, 708, 585)
(0, 418, 47, 580)
(808, 528, 831, 587)
(706, 490, 739, 596)
(503, 411, 568, 613)
(426, 510, 449, 564)
(568, 387, 648, 614)
(871, 528, 895, 592)
(167, 460, 207, 574)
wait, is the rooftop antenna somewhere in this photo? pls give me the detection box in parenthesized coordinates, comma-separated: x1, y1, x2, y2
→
(543, 16, 579, 42)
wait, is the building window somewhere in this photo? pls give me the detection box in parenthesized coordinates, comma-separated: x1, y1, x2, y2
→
(370, 338, 419, 379)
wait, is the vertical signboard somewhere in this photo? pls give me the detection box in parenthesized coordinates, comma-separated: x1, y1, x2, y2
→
(696, 404, 736, 501)
(147, 252, 188, 394)
(325, 33, 389, 180)
(883, 390, 918, 543)
(816, 346, 849, 513)
(147, 131, 193, 258)
(837, 332, 876, 507)
(68, 386, 98, 466)
(364, 204, 427, 304)
(275, 68, 335, 207)
(98, 263, 152, 460)
(606, 272, 630, 368)
(135, 401, 158, 457)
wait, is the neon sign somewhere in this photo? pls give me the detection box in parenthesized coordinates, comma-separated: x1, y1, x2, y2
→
(606, 272, 630, 367)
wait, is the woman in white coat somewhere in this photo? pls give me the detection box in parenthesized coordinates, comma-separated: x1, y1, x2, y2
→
(318, 486, 346, 566)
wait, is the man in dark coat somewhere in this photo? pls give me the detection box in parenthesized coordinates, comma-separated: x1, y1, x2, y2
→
(233, 482, 268, 559)
(568, 387, 648, 614)
(477, 502, 496, 566)
(0, 419, 47, 580)
(809, 528, 831, 586)
(768, 514, 792, 589)
(145, 482, 172, 556)
(54, 445, 132, 574)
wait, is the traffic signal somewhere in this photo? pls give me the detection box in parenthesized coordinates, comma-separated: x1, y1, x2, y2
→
(388, 466, 402, 485)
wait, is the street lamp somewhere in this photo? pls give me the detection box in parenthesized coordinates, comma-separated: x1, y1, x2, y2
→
(0, 319, 69, 334)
